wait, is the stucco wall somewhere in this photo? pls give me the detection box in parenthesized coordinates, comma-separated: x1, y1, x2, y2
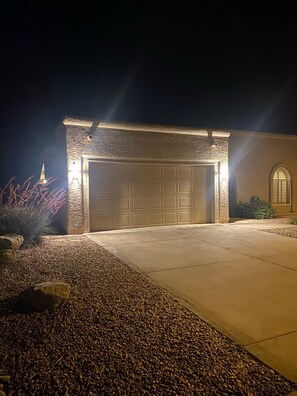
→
(229, 132, 297, 215)
(59, 118, 230, 233)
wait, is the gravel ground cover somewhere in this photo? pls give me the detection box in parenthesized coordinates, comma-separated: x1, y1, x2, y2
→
(1, 235, 297, 395)
(262, 227, 297, 238)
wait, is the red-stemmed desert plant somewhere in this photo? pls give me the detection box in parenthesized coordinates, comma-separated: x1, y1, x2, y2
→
(0, 177, 67, 247)
(0, 176, 66, 216)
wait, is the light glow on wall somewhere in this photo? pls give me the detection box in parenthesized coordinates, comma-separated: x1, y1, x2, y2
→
(220, 163, 229, 183)
(68, 161, 81, 181)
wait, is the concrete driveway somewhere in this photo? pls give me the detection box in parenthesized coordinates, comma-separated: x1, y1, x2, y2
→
(87, 223, 297, 382)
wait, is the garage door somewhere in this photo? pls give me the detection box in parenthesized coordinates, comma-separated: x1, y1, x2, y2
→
(89, 162, 214, 231)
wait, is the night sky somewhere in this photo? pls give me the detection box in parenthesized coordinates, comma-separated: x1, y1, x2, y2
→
(1, 3, 296, 185)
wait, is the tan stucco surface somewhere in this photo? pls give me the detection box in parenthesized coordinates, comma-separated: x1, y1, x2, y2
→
(229, 131, 297, 215)
(58, 119, 230, 233)
(56, 118, 297, 233)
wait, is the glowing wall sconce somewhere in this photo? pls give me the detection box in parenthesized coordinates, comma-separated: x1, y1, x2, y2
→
(220, 163, 229, 183)
(69, 161, 81, 181)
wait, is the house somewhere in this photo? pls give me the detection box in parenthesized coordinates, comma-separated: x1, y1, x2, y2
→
(229, 130, 297, 217)
(55, 117, 297, 234)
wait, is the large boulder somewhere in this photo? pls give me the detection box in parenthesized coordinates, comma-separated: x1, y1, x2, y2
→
(0, 249, 16, 264)
(15, 281, 71, 312)
(0, 235, 24, 250)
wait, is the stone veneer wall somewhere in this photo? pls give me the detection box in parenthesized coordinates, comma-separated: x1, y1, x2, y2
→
(57, 118, 230, 234)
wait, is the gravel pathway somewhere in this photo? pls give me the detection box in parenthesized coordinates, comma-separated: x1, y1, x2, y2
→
(1, 235, 297, 395)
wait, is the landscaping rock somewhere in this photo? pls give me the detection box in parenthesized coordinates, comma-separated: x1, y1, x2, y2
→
(0, 376, 10, 383)
(0, 235, 24, 250)
(15, 281, 71, 312)
(0, 250, 16, 264)
(0, 375, 9, 396)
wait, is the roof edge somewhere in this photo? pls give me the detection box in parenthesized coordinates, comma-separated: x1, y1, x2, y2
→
(62, 118, 230, 138)
(62, 117, 297, 139)
(229, 129, 297, 140)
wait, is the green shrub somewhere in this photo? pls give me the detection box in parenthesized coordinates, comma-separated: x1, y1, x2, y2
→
(290, 217, 297, 225)
(0, 176, 66, 248)
(237, 196, 276, 219)
(0, 206, 54, 248)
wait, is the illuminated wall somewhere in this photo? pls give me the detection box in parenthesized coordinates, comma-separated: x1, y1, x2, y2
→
(229, 131, 297, 216)
(57, 118, 230, 234)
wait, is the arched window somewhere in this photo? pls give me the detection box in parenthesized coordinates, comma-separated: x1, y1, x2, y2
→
(273, 167, 291, 205)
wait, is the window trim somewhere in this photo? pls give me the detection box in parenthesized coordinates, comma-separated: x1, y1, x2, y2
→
(270, 165, 292, 206)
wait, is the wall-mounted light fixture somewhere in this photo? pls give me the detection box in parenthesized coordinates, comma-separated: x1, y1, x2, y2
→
(220, 163, 229, 183)
(207, 131, 218, 148)
(68, 161, 81, 181)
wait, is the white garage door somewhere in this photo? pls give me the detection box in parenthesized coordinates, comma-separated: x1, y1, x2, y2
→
(89, 162, 214, 231)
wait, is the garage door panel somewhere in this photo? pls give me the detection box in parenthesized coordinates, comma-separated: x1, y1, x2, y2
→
(165, 212, 178, 224)
(149, 212, 163, 225)
(132, 197, 147, 210)
(95, 164, 113, 179)
(95, 182, 113, 194)
(179, 196, 191, 208)
(89, 162, 214, 231)
(179, 211, 191, 223)
(149, 166, 162, 178)
(163, 165, 177, 178)
(132, 213, 147, 227)
(193, 167, 207, 178)
(132, 182, 148, 195)
(114, 164, 130, 179)
(92, 214, 114, 230)
(194, 207, 207, 224)
(193, 198, 207, 211)
(194, 180, 207, 193)
(179, 180, 192, 193)
(96, 198, 113, 211)
(113, 182, 129, 194)
(164, 181, 177, 194)
(149, 182, 162, 194)
(164, 196, 177, 209)
(116, 214, 131, 228)
(179, 166, 192, 178)
(115, 198, 130, 211)
(131, 165, 149, 179)
(149, 197, 162, 208)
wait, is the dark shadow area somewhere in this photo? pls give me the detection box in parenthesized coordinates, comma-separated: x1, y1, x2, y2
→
(51, 206, 67, 235)
(0, 296, 17, 316)
(229, 172, 239, 217)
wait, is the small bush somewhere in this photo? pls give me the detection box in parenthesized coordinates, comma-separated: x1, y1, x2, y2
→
(290, 217, 297, 225)
(237, 196, 276, 219)
(0, 176, 66, 247)
(0, 206, 54, 248)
